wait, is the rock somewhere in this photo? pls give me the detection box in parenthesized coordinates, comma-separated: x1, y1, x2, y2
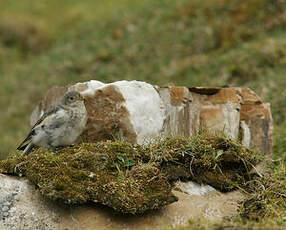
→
(30, 80, 273, 154)
(240, 88, 273, 154)
(0, 174, 60, 230)
(2, 206, 9, 212)
(175, 181, 215, 196)
(161, 86, 272, 154)
(0, 174, 244, 230)
(13, 80, 271, 229)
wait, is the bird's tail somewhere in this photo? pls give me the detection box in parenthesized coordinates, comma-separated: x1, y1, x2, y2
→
(22, 142, 34, 155)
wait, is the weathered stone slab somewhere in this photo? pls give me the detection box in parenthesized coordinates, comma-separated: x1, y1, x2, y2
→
(30, 80, 273, 154)
(239, 88, 273, 154)
(158, 86, 272, 154)
(0, 174, 60, 230)
(191, 87, 241, 140)
(158, 86, 192, 136)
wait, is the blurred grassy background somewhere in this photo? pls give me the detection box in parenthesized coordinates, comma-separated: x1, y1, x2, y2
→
(1, 0, 286, 159)
(1, 0, 286, 227)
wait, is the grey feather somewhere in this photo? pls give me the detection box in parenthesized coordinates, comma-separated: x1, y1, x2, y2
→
(17, 105, 59, 151)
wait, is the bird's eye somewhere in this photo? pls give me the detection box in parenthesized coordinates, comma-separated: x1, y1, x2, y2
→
(69, 96, 74, 101)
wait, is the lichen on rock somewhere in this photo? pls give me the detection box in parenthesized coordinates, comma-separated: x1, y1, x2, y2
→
(0, 133, 261, 214)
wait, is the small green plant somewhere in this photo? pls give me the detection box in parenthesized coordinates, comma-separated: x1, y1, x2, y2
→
(114, 153, 135, 174)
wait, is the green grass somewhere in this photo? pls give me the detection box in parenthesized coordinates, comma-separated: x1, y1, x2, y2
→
(0, 0, 286, 228)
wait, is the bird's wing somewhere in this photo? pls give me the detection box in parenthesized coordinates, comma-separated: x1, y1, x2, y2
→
(17, 105, 60, 150)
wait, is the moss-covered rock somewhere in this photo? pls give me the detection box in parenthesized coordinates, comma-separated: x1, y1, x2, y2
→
(0, 133, 261, 214)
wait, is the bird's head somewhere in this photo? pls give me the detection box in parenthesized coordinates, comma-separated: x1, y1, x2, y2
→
(61, 90, 85, 106)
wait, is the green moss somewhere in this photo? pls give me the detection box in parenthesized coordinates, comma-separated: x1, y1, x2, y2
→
(0, 154, 26, 174)
(156, 134, 261, 191)
(0, 133, 261, 214)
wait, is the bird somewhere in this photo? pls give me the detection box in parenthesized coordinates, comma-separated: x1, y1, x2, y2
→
(17, 90, 88, 155)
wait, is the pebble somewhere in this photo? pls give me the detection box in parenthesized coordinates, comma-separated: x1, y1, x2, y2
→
(3, 212, 9, 217)
(2, 206, 9, 212)
(6, 194, 14, 201)
(3, 201, 11, 206)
